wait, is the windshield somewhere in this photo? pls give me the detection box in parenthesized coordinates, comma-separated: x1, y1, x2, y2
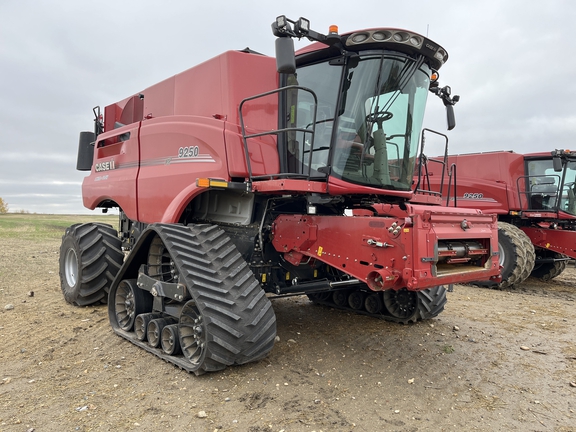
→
(525, 158, 576, 215)
(289, 53, 430, 190)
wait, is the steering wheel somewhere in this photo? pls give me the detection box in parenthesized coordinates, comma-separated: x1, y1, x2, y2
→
(366, 110, 393, 130)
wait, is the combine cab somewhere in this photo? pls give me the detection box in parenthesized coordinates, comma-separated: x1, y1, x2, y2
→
(60, 16, 500, 374)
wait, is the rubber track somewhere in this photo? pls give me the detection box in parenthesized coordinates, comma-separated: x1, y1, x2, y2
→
(308, 286, 447, 324)
(530, 251, 568, 281)
(112, 224, 277, 375)
(60, 223, 123, 306)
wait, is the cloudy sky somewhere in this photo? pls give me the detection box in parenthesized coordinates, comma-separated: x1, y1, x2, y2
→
(1, 0, 575, 214)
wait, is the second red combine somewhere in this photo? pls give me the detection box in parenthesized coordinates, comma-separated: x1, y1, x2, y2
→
(421, 149, 576, 288)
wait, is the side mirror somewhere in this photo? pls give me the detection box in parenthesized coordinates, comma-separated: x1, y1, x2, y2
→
(430, 85, 459, 131)
(446, 104, 456, 131)
(553, 156, 563, 172)
(77, 131, 95, 171)
(275, 37, 296, 74)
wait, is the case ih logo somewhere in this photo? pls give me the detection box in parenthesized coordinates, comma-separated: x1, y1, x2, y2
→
(95, 160, 116, 172)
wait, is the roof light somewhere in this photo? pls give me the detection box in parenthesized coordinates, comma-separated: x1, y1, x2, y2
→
(372, 31, 391, 41)
(297, 17, 310, 33)
(351, 32, 369, 43)
(276, 15, 287, 30)
(409, 36, 421, 46)
(329, 25, 339, 34)
(393, 32, 409, 42)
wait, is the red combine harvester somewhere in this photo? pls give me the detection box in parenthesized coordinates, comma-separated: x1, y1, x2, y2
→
(60, 16, 500, 374)
(421, 149, 576, 288)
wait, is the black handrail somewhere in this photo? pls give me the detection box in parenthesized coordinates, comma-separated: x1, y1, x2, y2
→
(239, 85, 319, 182)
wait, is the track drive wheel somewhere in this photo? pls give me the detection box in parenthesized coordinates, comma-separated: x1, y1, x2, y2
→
(473, 221, 535, 289)
(59, 223, 124, 306)
(531, 249, 568, 281)
(382, 286, 447, 324)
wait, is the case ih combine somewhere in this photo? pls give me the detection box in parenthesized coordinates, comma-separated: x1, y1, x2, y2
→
(422, 149, 576, 288)
(59, 16, 500, 374)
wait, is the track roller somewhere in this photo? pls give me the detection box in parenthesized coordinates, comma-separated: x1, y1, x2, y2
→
(148, 317, 177, 348)
(348, 291, 366, 310)
(333, 290, 349, 307)
(364, 292, 383, 314)
(161, 324, 181, 355)
(135, 313, 163, 341)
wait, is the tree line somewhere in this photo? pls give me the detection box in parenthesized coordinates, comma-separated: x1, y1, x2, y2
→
(0, 197, 9, 213)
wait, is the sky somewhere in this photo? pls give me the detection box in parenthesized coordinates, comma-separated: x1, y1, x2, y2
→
(1, 0, 576, 214)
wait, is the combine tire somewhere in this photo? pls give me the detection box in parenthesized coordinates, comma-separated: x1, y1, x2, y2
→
(531, 250, 568, 281)
(473, 222, 535, 289)
(59, 223, 124, 306)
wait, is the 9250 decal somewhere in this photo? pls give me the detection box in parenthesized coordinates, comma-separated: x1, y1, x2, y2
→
(463, 192, 484, 199)
(178, 146, 199, 158)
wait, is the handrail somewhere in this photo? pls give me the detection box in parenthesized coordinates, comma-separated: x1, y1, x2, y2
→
(239, 85, 319, 182)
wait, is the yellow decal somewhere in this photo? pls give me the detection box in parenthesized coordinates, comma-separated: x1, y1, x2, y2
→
(403, 228, 410, 233)
(546, 243, 550, 248)
(261, 273, 267, 283)
(285, 272, 290, 281)
(317, 246, 323, 256)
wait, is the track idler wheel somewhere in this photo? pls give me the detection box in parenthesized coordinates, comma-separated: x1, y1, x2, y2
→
(382, 286, 447, 323)
(112, 280, 153, 332)
(179, 301, 206, 368)
(382, 288, 418, 320)
(161, 324, 181, 355)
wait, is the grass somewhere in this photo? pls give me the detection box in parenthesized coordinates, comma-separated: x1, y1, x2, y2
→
(441, 344, 455, 354)
(0, 213, 119, 241)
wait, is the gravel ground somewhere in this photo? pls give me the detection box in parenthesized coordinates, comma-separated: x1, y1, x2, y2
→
(1, 222, 576, 431)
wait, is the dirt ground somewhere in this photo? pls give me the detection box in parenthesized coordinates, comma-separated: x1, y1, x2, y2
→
(1, 227, 576, 432)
